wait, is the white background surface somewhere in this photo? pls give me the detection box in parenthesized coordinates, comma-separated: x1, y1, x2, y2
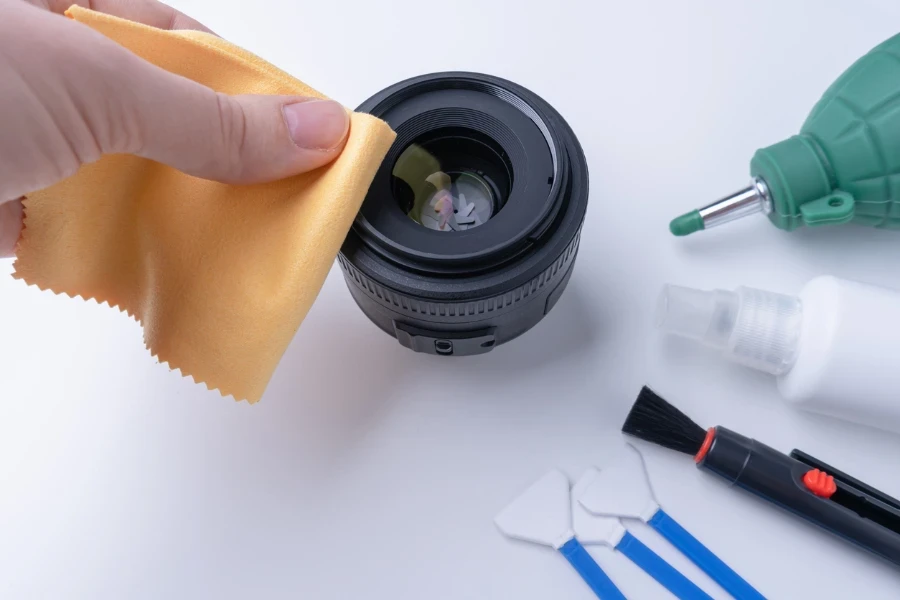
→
(3, 0, 900, 597)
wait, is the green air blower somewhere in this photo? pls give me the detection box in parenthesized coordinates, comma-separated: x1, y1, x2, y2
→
(671, 32, 900, 236)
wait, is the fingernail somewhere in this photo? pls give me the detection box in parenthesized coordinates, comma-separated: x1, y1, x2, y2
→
(282, 100, 349, 151)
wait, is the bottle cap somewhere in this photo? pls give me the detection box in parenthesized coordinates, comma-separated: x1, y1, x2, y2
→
(657, 284, 803, 376)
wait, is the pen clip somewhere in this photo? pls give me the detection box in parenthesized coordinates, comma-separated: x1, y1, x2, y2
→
(790, 449, 900, 535)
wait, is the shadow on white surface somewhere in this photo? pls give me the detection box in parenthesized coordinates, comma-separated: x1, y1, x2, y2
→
(670, 219, 782, 261)
(786, 220, 900, 248)
(456, 282, 604, 378)
(672, 218, 900, 288)
(259, 317, 404, 475)
(785, 224, 900, 283)
(658, 334, 776, 403)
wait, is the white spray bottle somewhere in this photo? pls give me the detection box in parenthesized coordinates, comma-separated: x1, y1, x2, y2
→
(656, 275, 900, 434)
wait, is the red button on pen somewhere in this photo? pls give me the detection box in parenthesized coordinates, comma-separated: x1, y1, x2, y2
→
(803, 468, 837, 498)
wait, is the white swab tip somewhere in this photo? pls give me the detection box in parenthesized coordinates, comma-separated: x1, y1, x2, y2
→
(571, 468, 628, 548)
(577, 445, 660, 521)
(495, 469, 574, 549)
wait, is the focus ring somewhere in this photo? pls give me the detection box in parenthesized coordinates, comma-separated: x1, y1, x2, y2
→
(338, 229, 581, 322)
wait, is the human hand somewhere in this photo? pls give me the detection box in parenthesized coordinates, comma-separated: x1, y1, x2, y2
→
(0, 0, 351, 256)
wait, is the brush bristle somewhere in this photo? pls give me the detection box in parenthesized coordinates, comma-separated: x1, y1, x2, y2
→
(622, 386, 708, 456)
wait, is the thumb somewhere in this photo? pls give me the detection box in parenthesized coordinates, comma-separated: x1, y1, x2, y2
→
(76, 26, 350, 184)
(132, 91, 351, 184)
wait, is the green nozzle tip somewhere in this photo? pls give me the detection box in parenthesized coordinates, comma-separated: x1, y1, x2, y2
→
(669, 210, 704, 236)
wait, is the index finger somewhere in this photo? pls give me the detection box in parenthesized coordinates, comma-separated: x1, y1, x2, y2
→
(26, 0, 216, 34)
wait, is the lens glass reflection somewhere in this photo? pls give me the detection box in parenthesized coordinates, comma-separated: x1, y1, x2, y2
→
(391, 132, 510, 232)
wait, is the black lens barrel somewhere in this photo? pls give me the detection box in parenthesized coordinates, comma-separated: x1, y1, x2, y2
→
(338, 72, 589, 356)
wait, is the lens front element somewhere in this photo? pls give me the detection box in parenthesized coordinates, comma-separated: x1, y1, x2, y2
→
(391, 128, 511, 232)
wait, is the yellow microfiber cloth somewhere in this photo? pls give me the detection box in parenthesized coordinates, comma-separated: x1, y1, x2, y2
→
(12, 6, 397, 402)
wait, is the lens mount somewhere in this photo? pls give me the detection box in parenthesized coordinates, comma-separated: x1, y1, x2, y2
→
(338, 72, 589, 355)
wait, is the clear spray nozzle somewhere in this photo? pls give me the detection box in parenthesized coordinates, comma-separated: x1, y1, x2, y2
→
(656, 283, 803, 376)
(656, 285, 739, 350)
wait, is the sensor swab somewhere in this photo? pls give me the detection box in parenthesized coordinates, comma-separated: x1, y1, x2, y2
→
(573, 469, 714, 600)
(577, 444, 766, 600)
(495, 470, 627, 600)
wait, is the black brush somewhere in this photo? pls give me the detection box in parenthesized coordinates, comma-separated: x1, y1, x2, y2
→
(622, 386, 708, 456)
(620, 385, 900, 569)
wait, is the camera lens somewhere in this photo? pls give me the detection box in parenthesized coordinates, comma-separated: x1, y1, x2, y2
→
(338, 72, 589, 356)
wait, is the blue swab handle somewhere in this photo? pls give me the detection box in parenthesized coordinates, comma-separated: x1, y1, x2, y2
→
(616, 532, 713, 600)
(649, 510, 767, 600)
(559, 538, 628, 600)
